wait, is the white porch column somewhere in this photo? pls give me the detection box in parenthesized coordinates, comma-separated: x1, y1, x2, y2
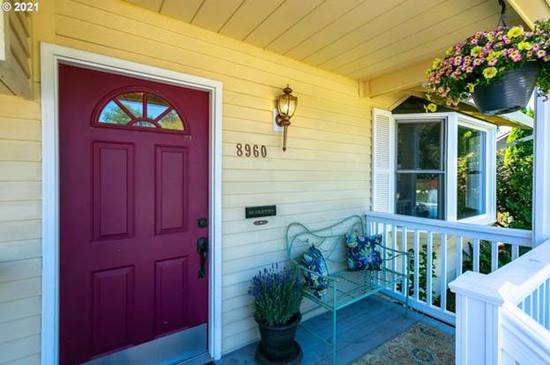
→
(449, 272, 504, 365)
(533, 96, 550, 246)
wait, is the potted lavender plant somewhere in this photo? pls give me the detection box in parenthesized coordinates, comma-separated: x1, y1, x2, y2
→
(425, 20, 550, 115)
(249, 264, 303, 364)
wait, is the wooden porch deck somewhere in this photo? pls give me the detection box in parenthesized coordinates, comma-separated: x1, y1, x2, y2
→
(217, 295, 455, 365)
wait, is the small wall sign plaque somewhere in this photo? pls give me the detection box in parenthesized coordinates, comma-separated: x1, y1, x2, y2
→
(245, 205, 277, 219)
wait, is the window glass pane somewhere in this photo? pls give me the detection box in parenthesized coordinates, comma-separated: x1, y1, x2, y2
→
(158, 110, 184, 131)
(457, 125, 486, 219)
(146, 94, 170, 120)
(117, 92, 143, 118)
(98, 101, 131, 125)
(133, 121, 156, 128)
(397, 121, 443, 170)
(396, 173, 444, 219)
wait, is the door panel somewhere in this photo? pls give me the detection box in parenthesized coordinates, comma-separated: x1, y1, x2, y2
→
(154, 256, 189, 335)
(93, 142, 135, 240)
(59, 64, 209, 365)
(91, 266, 135, 355)
(155, 146, 188, 234)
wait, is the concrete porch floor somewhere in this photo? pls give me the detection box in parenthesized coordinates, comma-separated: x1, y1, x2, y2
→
(217, 295, 455, 365)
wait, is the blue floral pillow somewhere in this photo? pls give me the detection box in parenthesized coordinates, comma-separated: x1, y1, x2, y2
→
(301, 245, 329, 298)
(345, 233, 383, 271)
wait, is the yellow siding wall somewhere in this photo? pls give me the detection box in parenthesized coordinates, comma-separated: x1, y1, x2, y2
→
(0, 0, 383, 361)
(0, 94, 42, 364)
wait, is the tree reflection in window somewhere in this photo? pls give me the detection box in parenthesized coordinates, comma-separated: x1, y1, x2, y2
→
(96, 91, 185, 131)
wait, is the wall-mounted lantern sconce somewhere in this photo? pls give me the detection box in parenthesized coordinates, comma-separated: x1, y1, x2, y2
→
(275, 85, 297, 151)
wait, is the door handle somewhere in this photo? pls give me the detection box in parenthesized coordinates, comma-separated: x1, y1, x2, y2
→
(196, 237, 208, 278)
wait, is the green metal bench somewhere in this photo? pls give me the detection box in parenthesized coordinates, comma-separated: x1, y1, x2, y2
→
(286, 215, 410, 365)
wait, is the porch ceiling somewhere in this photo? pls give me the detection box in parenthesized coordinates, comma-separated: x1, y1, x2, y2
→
(125, 0, 525, 83)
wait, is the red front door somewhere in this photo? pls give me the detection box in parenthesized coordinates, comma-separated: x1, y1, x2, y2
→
(59, 64, 209, 365)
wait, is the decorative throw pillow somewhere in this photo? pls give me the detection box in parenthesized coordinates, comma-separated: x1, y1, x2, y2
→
(301, 245, 329, 298)
(345, 233, 383, 271)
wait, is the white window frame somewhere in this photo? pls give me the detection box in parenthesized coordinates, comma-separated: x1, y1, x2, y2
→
(393, 112, 496, 225)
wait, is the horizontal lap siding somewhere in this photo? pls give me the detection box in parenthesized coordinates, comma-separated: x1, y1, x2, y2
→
(3, 0, 379, 358)
(0, 95, 42, 365)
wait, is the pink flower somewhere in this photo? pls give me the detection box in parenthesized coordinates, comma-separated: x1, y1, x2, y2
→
(509, 49, 522, 62)
(504, 36, 512, 44)
(453, 56, 463, 66)
(537, 50, 547, 59)
(488, 58, 498, 66)
(466, 66, 474, 73)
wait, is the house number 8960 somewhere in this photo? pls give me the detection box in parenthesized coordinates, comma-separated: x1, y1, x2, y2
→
(236, 143, 267, 158)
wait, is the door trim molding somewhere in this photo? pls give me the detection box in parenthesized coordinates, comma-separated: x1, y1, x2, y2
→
(40, 42, 223, 364)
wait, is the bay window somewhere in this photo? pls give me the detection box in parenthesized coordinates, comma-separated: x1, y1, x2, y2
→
(374, 111, 496, 224)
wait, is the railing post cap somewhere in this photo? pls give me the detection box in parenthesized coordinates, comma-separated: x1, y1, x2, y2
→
(449, 271, 505, 305)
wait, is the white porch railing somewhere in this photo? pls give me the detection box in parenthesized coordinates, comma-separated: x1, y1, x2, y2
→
(365, 211, 532, 324)
(450, 240, 550, 365)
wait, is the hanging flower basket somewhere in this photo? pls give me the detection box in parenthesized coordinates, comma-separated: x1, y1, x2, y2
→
(425, 20, 550, 115)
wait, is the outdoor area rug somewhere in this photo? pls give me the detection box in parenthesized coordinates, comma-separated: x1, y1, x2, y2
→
(351, 323, 455, 365)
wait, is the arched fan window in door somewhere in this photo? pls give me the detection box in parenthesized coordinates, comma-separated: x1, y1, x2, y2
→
(94, 89, 186, 132)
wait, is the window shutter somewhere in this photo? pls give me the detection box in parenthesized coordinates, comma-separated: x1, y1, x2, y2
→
(371, 108, 395, 213)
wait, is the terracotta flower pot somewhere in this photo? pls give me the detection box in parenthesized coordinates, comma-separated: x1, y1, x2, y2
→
(255, 313, 303, 364)
(473, 62, 540, 115)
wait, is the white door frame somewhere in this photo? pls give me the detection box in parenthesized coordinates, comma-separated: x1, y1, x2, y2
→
(40, 42, 223, 364)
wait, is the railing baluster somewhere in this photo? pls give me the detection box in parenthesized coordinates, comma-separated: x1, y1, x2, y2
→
(546, 278, 550, 330)
(392, 225, 397, 292)
(414, 230, 420, 301)
(538, 284, 544, 326)
(427, 231, 433, 306)
(527, 293, 535, 317)
(401, 227, 408, 297)
(491, 241, 498, 272)
(382, 223, 388, 271)
(473, 239, 480, 272)
(440, 233, 448, 311)
(531, 290, 539, 322)
(512, 244, 519, 260)
(391, 225, 397, 273)
(456, 236, 463, 277)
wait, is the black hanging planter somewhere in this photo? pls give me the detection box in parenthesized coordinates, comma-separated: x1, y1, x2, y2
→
(255, 313, 303, 364)
(473, 62, 540, 115)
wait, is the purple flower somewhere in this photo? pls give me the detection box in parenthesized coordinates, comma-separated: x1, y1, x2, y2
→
(537, 50, 547, 59)
(453, 56, 463, 66)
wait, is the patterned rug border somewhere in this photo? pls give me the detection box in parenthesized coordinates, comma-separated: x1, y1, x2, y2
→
(351, 322, 455, 365)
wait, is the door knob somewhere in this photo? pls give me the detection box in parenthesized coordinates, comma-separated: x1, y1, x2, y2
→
(196, 237, 208, 278)
(197, 217, 208, 228)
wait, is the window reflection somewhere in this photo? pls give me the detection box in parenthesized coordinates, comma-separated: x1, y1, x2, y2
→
(396, 173, 444, 219)
(117, 92, 143, 118)
(95, 91, 185, 132)
(457, 126, 486, 219)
